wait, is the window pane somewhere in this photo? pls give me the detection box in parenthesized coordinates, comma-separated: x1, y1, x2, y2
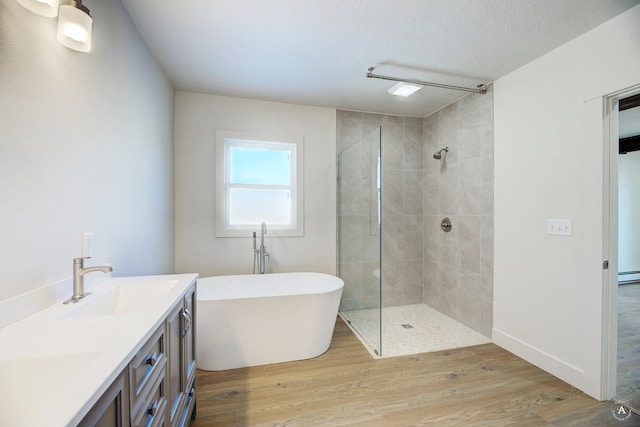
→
(229, 188, 291, 225)
(229, 146, 291, 185)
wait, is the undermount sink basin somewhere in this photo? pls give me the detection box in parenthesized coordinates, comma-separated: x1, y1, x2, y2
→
(61, 280, 178, 318)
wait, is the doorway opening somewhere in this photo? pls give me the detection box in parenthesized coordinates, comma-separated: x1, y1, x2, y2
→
(603, 86, 640, 402)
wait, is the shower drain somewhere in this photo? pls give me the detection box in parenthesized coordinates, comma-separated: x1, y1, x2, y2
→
(401, 323, 414, 329)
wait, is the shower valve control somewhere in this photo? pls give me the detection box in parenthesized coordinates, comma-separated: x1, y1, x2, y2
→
(441, 217, 453, 232)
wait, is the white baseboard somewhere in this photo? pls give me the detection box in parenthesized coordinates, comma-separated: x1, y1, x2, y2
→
(493, 327, 588, 395)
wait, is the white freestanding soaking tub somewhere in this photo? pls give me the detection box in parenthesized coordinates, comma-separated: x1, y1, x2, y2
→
(196, 272, 344, 371)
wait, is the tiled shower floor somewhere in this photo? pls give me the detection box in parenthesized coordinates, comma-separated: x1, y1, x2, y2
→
(340, 304, 491, 358)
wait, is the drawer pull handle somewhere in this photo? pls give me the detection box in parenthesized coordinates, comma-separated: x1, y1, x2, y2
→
(145, 353, 157, 367)
(182, 308, 193, 336)
(147, 400, 158, 416)
(185, 308, 193, 331)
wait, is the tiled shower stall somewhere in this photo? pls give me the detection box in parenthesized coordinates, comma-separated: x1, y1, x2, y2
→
(337, 86, 494, 354)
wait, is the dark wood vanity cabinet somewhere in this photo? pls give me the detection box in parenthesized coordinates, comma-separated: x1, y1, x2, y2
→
(79, 280, 196, 427)
(129, 324, 169, 427)
(78, 369, 130, 427)
(167, 284, 197, 426)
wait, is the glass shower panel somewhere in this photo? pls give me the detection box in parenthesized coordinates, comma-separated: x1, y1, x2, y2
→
(338, 126, 382, 355)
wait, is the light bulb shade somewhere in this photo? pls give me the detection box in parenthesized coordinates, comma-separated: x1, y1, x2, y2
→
(16, 0, 60, 18)
(57, 2, 92, 52)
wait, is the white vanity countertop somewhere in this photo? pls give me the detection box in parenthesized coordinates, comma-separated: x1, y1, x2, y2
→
(0, 273, 198, 427)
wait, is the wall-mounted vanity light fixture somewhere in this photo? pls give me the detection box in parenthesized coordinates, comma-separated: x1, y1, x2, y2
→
(16, 0, 93, 52)
(57, 0, 92, 52)
(16, 0, 59, 18)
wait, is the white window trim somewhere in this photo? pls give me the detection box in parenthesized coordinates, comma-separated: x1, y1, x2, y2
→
(215, 130, 304, 238)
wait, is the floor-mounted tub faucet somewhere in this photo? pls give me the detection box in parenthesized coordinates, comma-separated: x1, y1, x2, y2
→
(253, 221, 270, 274)
(64, 256, 112, 304)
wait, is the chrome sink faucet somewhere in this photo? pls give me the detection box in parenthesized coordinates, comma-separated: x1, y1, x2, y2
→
(64, 256, 112, 304)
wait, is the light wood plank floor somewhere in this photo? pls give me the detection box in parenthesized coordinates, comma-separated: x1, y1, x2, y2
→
(618, 283, 640, 404)
(192, 317, 640, 426)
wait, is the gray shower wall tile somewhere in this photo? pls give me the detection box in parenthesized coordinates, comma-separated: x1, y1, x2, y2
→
(456, 269, 484, 333)
(480, 275, 493, 337)
(423, 168, 439, 216)
(423, 215, 441, 263)
(338, 140, 366, 175)
(382, 214, 403, 261)
(439, 162, 458, 216)
(382, 169, 403, 217)
(458, 157, 483, 215)
(457, 270, 493, 337)
(401, 259, 424, 304)
(422, 114, 439, 163)
(459, 94, 484, 130)
(383, 115, 403, 125)
(381, 259, 403, 307)
(337, 118, 364, 153)
(481, 154, 494, 215)
(338, 214, 369, 263)
(422, 260, 439, 308)
(420, 87, 493, 336)
(403, 170, 423, 215)
(440, 218, 459, 269)
(457, 127, 483, 162)
(362, 112, 385, 125)
(403, 125, 423, 170)
(481, 89, 494, 153)
(337, 110, 363, 121)
(338, 146, 375, 215)
(403, 116, 423, 127)
(438, 124, 458, 165)
(440, 100, 460, 119)
(402, 259, 423, 286)
(337, 109, 425, 311)
(437, 264, 458, 318)
(481, 129, 494, 157)
(480, 216, 494, 276)
(338, 173, 371, 215)
(362, 121, 382, 139)
(340, 214, 380, 264)
(403, 215, 423, 260)
(362, 215, 381, 262)
(382, 123, 403, 171)
(458, 216, 481, 274)
(339, 263, 366, 307)
(481, 87, 494, 120)
(339, 260, 380, 311)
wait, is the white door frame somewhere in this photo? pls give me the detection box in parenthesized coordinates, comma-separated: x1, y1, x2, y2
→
(602, 84, 640, 400)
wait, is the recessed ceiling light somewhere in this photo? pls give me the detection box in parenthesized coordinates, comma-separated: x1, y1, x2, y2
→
(388, 82, 423, 97)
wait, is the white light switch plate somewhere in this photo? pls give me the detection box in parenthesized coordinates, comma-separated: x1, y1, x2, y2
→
(547, 219, 573, 236)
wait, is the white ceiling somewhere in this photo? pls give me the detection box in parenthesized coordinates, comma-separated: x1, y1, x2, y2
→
(121, 0, 639, 118)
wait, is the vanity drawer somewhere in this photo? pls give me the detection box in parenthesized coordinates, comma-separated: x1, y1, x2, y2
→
(130, 324, 166, 415)
(131, 368, 168, 427)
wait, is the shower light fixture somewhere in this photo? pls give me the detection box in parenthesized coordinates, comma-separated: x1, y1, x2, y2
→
(57, 0, 92, 52)
(388, 82, 423, 97)
(16, 0, 59, 17)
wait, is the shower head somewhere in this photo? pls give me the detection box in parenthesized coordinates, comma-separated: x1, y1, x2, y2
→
(433, 147, 449, 159)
